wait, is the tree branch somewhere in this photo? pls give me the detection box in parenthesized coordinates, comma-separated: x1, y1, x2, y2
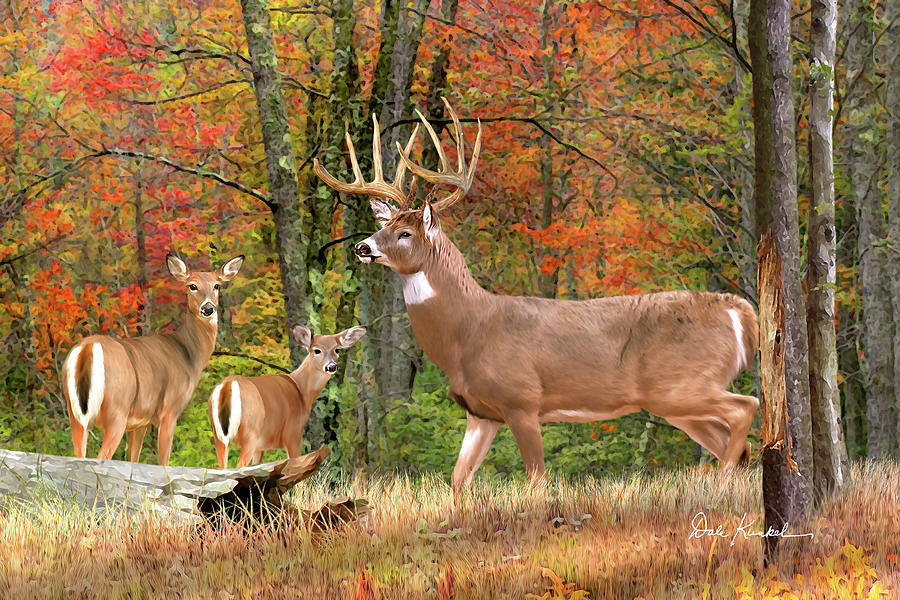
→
(212, 350, 292, 374)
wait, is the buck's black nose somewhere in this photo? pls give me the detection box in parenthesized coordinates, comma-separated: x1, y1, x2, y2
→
(200, 302, 215, 317)
(325, 362, 338, 373)
(355, 242, 371, 256)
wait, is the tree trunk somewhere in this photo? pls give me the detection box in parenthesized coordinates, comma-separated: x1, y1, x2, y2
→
(749, 0, 812, 560)
(312, 0, 363, 453)
(846, 0, 895, 459)
(886, 0, 900, 459)
(536, 0, 558, 298)
(806, 0, 848, 497)
(239, 0, 308, 369)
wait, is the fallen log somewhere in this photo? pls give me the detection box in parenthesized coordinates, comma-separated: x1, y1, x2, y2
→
(0, 446, 329, 520)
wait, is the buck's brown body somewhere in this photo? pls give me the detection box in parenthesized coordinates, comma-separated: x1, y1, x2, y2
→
(314, 98, 760, 492)
(60, 254, 243, 464)
(209, 325, 366, 468)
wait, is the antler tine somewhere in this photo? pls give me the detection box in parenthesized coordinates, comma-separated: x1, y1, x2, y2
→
(312, 117, 412, 206)
(395, 97, 481, 212)
(394, 123, 419, 194)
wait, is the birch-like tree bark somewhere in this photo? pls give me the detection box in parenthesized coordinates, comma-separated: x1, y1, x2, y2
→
(239, 0, 308, 369)
(806, 0, 848, 496)
(749, 0, 812, 559)
(846, 0, 895, 458)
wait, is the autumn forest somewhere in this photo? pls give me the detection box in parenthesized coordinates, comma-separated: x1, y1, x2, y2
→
(0, 0, 898, 489)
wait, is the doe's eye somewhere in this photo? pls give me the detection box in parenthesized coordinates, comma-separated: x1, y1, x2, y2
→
(188, 284, 198, 291)
(398, 231, 412, 239)
(313, 348, 322, 355)
(334, 349, 340, 356)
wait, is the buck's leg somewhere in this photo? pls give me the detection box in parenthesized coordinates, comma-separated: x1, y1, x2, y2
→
(156, 412, 177, 466)
(97, 417, 127, 460)
(451, 412, 501, 494)
(666, 416, 730, 463)
(252, 451, 263, 464)
(128, 426, 147, 462)
(721, 392, 759, 469)
(505, 411, 546, 483)
(284, 439, 304, 459)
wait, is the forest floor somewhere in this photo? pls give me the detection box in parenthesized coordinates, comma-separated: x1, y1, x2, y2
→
(0, 461, 896, 599)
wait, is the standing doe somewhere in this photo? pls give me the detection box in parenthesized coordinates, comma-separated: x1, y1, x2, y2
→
(61, 254, 244, 464)
(209, 324, 367, 468)
(315, 98, 759, 493)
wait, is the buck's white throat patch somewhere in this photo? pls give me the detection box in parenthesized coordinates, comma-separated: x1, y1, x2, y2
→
(400, 271, 435, 304)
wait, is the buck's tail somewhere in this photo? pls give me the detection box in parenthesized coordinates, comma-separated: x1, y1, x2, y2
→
(728, 298, 759, 375)
(211, 379, 242, 449)
(65, 342, 105, 431)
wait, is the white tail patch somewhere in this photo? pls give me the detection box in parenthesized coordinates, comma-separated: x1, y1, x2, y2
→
(211, 380, 241, 445)
(729, 309, 747, 375)
(400, 271, 436, 305)
(66, 343, 105, 429)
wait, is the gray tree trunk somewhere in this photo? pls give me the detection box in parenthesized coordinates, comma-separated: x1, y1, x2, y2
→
(886, 0, 900, 459)
(806, 0, 848, 496)
(312, 0, 363, 453)
(536, 0, 558, 298)
(750, 0, 812, 560)
(846, 0, 895, 458)
(239, 0, 308, 369)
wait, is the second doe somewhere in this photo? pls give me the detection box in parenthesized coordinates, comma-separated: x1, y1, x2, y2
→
(208, 324, 367, 468)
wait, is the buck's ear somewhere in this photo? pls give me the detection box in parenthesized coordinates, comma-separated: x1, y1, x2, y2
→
(292, 324, 313, 349)
(370, 199, 395, 228)
(216, 255, 244, 282)
(166, 253, 190, 282)
(422, 202, 440, 243)
(338, 325, 367, 348)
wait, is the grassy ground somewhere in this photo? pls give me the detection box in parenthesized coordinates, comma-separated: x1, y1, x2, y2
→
(0, 461, 896, 599)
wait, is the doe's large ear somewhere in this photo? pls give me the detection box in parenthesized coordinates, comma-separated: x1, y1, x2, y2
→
(338, 325, 367, 348)
(292, 324, 313, 349)
(166, 253, 190, 282)
(422, 201, 440, 243)
(370, 199, 395, 228)
(216, 255, 244, 282)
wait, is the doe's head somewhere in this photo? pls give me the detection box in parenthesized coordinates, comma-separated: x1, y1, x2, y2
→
(292, 324, 367, 374)
(166, 254, 244, 321)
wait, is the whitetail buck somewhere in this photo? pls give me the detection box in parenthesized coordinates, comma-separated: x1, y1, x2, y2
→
(61, 254, 244, 464)
(208, 324, 367, 468)
(315, 99, 759, 493)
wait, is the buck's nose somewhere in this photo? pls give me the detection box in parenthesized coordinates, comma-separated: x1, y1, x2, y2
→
(200, 302, 216, 317)
(325, 362, 338, 373)
(355, 242, 372, 257)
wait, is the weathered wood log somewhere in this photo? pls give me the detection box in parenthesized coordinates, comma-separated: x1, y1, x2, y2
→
(0, 446, 329, 520)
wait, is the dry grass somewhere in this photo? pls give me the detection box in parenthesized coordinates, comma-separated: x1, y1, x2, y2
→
(0, 461, 897, 599)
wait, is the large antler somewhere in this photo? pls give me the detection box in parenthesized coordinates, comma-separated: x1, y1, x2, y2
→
(396, 97, 482, 212)
(313, 115, 419, 207)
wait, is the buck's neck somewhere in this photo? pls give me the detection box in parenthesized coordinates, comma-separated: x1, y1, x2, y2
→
(400, 232, 490, 369)
(170, 307, 218, 373)
(287, 355, 331, 406)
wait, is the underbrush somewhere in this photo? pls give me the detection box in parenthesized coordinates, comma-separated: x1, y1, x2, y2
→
(0, 461, 896, 599)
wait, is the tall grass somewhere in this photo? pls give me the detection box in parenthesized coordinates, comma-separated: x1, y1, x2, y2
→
(1, 461, 896, 599)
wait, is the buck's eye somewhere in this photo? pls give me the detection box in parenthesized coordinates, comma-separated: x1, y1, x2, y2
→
(313, 348, 322, 355)
(334, 349, 340, 356)
(188, 284, 198, 291)
(398, 231, 412, 239)
(214, 283, 220, 291)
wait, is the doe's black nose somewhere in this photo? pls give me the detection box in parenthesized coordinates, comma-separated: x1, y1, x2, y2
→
(200, 302, 215, 317)
(355, 242, 371, 256)
(325, 362, 338, 373)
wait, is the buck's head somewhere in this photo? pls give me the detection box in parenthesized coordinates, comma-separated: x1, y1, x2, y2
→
(166, 254, 244, 322)
(354, 201, 444, 274)
(291, 324, 367, 374)
(314, 97, 480, 275)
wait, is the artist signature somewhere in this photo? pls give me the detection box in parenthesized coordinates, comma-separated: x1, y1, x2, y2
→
(688, 511, 814, 546)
